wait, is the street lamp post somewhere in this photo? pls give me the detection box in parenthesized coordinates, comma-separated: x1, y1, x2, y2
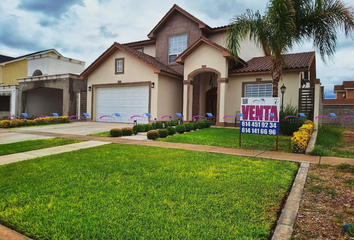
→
(280, 84, 287, 110)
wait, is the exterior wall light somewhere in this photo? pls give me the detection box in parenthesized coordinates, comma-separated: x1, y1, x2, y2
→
(280, 84, 286, 110)
(151, 82, 155, 88)
(88, 86, 92, 91)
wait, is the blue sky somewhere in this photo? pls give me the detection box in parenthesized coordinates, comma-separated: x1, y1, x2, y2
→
(1, 0, 354, 98)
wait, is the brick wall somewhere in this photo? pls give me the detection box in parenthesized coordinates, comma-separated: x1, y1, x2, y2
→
(322, 104, 354, 127)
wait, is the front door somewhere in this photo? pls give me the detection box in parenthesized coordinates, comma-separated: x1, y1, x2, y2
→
(206, 87, 217, 121)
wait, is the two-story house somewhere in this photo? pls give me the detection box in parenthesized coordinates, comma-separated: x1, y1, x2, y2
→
(0, 49, 87, 119)
(79, 4, 320, 125)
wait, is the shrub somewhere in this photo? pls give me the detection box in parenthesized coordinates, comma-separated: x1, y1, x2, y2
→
(166, 126, 176, 135)
(175, 124, 186, 134)
(133, 124, 145, 133)
(205, 120, 212, 128)
(0, 120, 11, 128)
(184, 123, 194, 132)
(147, 130, 159, 140)
(171, 120, 178, 126)
(198, 121, 206, 129)
(192, 122, 198, 130)
(279, 105, 304, 136)
(151, 121, 163, 129)
(122, 127, 133, 136)
(158, 129, 168, 138)
(10, 120, 19, 128)
(110, 128, 122, 137)
(144, 124, 153, 131)
(60, 116, 70, 123)
(291, 120, 314, 153)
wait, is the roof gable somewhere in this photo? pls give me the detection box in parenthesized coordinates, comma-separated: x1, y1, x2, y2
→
(148, 4, 212, 39)
(79, 42, 182, 80)
(175, 36, 247, 66)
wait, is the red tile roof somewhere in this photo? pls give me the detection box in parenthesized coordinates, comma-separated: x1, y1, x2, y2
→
(229, 51, 315, 74)
(122, 39, 155, 47)
(323, 99, 354, 104)
(334, 85, 345, 91)
(343, 81, 354, 89)
(119, 44, 182, 77)
(80, 42, 182, 79)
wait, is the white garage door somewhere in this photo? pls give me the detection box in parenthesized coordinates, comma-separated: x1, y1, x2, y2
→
(95, 86, 149, 123)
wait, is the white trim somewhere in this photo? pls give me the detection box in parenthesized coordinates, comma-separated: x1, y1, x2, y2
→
(17, 73, 80, 82)
(0, 50, 63, 66)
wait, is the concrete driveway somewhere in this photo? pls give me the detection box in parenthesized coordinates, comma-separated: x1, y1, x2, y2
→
(11, 122, 135, 135)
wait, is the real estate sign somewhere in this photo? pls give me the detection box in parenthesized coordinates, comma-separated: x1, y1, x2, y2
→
(239, 97, 280, 136)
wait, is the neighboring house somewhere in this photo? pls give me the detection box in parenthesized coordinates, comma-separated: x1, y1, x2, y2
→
(0, 49, 86, 119)
(323, 81, 354, 127)
(80, 4, 322, 125)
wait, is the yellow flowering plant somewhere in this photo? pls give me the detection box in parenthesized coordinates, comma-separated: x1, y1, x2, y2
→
(291, 120, 314, 153)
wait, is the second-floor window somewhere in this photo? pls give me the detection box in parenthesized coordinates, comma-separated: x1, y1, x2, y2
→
(169, 34, 187, 63)
(115, 58, 124, 74)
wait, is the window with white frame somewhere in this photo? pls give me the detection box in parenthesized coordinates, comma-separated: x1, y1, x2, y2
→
(115, 58, 124, 74)
(245, 83, 273, 97)
(168, 34, 188, 63)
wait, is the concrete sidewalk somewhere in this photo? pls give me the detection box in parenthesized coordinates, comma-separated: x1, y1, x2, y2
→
(3, 128, 354, 165)
(0, 140, 110, 166)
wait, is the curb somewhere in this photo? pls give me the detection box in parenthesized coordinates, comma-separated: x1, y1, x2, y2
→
(305, 130, 318, 154)
(0, 224, 31, 240)
(271, 162, 309, 240)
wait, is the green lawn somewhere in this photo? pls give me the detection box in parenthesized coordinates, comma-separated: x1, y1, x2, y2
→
(0, 144, 298, 239)
(158, 128, 292, 152)
(0, 138, 83, 156)
(87, 131, 111, 137)
(310, 125, 354, 158)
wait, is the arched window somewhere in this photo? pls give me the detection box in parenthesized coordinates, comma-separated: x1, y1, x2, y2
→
(32, 70, 43, 76)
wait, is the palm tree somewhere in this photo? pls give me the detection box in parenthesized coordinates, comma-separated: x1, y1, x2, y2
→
(226, 0, 354, 97)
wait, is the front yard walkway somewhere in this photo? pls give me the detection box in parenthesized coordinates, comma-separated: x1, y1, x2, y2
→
(2, 128, 354, 166)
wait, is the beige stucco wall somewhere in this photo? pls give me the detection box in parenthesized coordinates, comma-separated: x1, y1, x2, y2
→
(208, 32, 265, 61)
(2, 59, 27, 85)
(157, 74, 182, 120)
(86, 49, 159, 120)
(28, 52, 85, 76)
(184, 43, 228, 79)
(313, 83, 322, 130)
(224, 72, 301, 123)
(143, 44, 156, 57)
(0, 66, 3, 84)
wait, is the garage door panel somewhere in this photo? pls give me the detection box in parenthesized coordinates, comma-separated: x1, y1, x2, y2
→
(95, 86, 149, 123)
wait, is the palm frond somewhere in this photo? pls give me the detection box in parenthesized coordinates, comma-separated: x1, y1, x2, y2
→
(226, 10, 269, 59)
(305, 0, 354, 62)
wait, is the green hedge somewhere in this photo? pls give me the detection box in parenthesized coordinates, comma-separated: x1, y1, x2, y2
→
(0, 117, 70, 128)
(166, 126, 176, 135)
(147, 130, 159, 140)
(158, 129, 168, 138)
(110, 128, 123, 137)
(175, 125, 186, 134)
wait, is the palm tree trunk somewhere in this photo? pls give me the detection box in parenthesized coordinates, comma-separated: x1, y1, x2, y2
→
(271, 57, 282, 97)
(272, 77, 279, 97)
